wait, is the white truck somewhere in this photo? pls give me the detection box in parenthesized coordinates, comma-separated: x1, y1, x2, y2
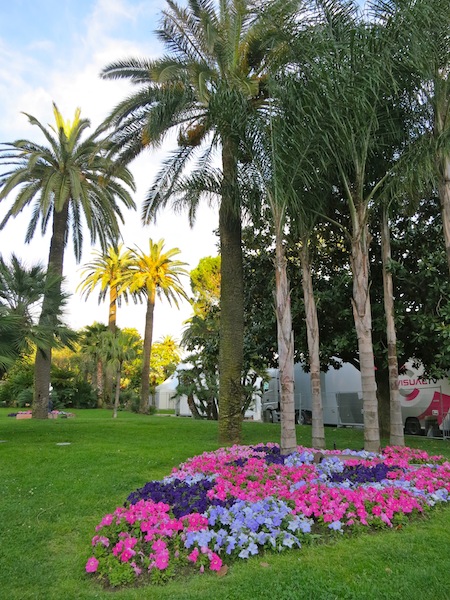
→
(261, 360, 450, 436)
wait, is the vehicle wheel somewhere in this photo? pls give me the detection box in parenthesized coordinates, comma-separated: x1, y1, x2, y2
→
(264, 409, 274, 423)
(404, 418, 421, 436)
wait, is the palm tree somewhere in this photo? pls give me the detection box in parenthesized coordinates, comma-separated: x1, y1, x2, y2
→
(371, 0, 450, 274)
(101, 0, 293, 444)
(0, 254, 74, 375)
(127, 239, 189, 413)
(286, 2, 408, 451)
(78, 245, 134, 333)
(78, 322, 108, 407)
(78, 246, 135, 405)
(0, 104, 135, 418)
(99, 329, 138, 418)
(380, 202, 404, 446)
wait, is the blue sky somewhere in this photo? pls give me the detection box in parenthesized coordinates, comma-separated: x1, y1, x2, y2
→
(0, 0, 219, 340)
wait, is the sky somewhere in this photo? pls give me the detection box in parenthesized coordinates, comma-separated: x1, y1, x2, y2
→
(0, 0, 220, 343)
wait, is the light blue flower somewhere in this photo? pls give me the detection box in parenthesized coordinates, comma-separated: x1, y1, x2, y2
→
(328, 520, 343, 532)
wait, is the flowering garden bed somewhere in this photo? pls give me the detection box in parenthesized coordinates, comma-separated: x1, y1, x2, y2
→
(85, 444, 450, 589)
(8, 410, 75, 419)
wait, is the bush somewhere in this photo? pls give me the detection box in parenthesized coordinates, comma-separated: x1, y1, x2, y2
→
(120, 388, 157, 414)
(16, 388, 33, 408)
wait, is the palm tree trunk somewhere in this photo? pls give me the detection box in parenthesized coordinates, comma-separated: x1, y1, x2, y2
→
(96, 358, 104, 408)
(300, 239, 325, 449)
(381, 207, 404, 446)
(438, 156, 450, 275)
(33, 203, 68, 419)
(435, 84, 450, 275)
(218, 137, 244, 445)
(104, 287, 118, 405)
(140, 292, 155, 413)
(275, 229, 297, 455)
(113, 364, 121, 418)
(350, 212, 380, 452)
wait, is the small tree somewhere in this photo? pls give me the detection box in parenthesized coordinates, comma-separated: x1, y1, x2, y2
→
(100, 330, 138, 418)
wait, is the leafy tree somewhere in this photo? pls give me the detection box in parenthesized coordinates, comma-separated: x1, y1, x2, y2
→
(149, 335, 181, 392)
(0, 104, 135, 418)
(0, 357, 34, 407)
(181, 252, 271, 420)
(189, 256, 221, 317)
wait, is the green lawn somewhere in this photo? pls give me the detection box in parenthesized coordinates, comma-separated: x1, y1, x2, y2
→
(1, 408, 449, 600)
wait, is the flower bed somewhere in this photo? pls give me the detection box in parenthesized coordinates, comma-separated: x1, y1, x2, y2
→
(86, 444, 450, 588)
(7, 410, 75, 419)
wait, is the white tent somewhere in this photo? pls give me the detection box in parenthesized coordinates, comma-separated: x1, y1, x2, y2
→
(154, 372, 178, 410)
(155, 364, 262, 420)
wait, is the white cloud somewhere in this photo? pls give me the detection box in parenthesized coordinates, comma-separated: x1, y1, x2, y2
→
(0, 0, 219, 342)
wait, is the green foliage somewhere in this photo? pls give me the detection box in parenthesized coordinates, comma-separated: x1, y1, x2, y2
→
(149, 336, 181, 388)
(15, 387, 33, 408)
(189, 256, 221, 317)
(0, 358, 34, 406)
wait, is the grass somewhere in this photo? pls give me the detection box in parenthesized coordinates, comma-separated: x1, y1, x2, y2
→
(1, 408, 450, 600)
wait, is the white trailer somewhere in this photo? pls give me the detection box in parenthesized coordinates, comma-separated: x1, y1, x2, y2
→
(261, 360, 450, 436)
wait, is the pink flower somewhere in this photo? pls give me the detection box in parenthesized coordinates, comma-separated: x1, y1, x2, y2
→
(112, 541, 124, 556)
(187, 548, 199, 563)
(130, 561, 142, 576)
(85, 557, 99, 573)
(209, 552, 223, 572)
(154, 549, 170, 570)
(120, 548, 136, 562)
(152, 539, 167, 552)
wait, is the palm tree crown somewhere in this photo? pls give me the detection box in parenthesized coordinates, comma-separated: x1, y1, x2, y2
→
(78, 245, 135, 333)
(0, 103, 136, 261)
(0, 103, 136, 418)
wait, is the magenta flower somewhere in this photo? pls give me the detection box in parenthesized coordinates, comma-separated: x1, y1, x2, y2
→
(187, 548, 199, 563)
(85, 557, 99, 573)
(120, 548, 136, 562)
(209, 552, 223, 571)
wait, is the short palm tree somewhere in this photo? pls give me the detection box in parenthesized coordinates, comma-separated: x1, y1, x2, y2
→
(99, 329, 138, 418)
(78, 322, 108, 407)
(0, 254, 68, 372)
(127, 239, 189, 413)
(101, 0, 292, 443)
(0, 104, 135, 418)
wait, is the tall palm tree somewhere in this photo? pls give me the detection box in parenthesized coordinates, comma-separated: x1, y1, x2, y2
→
(78, 245, 134, 333)
(127, 239, 189, 413)
(101, 0, 293, 444)
(78, 245, 135, 405)
(287, 2, 408, 451)
(0, 104, 135, 418)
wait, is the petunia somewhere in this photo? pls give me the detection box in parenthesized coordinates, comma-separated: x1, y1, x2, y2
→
(85, 557, 99, 573)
